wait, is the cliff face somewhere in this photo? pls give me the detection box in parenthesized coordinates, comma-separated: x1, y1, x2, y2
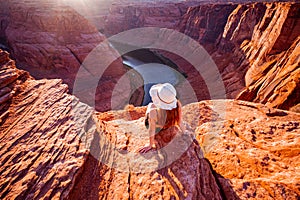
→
(102, 1, 299, 110)
(228, 3, 300, 110)
(1, 1, 299, 199)
(1, 1, 298, 110)
(0, 49, 96, 199)
(70, 108, 224, 199)
(178, 4, 236, 45)
(178, 2, 300, 110)
(100, 1, 195, 36)
(192, 100, 300, 199)
(0, 0, 135, 112)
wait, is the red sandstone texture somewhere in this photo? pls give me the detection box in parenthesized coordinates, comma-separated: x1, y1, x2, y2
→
(69, 100, 300, 199)
(229, 3, 300, 110)
(173, 2, 300, 110)
(1, 1, 298, 110)
(1, 49, 299, 199)
(192, 100, 300, 199)
(102, 1, 194, 36)
(0, 0, 139, 112)
(100, 1, 299, 110)
(0, 49, 96, 199)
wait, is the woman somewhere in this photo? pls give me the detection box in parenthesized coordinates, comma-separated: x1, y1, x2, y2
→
(139, 83, 184, 153)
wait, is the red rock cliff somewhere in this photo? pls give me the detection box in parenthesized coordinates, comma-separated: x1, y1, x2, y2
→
(2, 1, 298, 110)
(101, 1, 299, 110)
(0, 0, 136, 112)
(175, 2, 300, 110)
(0, 49, 96, 199)
(69, 99, 300, 199)
(100, 1, 196, 36)
(226, 3, 300, 110)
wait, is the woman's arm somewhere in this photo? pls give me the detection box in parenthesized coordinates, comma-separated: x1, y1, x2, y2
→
(139, 106, 157, 153)
(148, 117, 156, 148)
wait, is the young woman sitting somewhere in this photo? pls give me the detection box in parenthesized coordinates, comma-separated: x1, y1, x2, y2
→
(139, 83, 185, 153)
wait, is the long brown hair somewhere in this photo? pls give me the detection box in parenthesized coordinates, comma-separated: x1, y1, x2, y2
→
(158, 100, 182, 129)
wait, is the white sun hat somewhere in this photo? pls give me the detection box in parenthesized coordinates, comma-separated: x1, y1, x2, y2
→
(149, 83, 177, 110)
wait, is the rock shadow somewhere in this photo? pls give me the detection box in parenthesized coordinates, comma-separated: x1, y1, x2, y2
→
(154, 131, 240, 200)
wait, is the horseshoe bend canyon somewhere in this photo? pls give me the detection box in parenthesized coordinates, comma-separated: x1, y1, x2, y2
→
(0, 0, 299, 199)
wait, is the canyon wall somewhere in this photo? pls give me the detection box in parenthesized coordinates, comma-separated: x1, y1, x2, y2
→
(101, 1, 194, 36)
(1, 1, 298, 110)
(170, 2, 300, 110)
(1, 1, 299, 199)
(102, 1, 299, 110)
(181, 2, 300, 107)
(227, 3, 300, 110)
(0, 0, 140, 112)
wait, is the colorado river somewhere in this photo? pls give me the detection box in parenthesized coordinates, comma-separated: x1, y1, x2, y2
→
(123, 55, 182, 105)
(109, 41, 185, 106)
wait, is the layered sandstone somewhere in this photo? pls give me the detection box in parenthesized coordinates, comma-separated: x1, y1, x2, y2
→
(2, 1, 298, 110)
(68, 100, 300, 199)
(101, 1, 299, 110)
(102, 1, 193, 36)
(0, 48, 222, 200)
(178, 2, 300, 110)
(0, 49, 226, 199)
(195, 100, 300, 199)
(1, 49, 299, 199)
(70, 105, 224, 199)
(0, 0, 135, 112)
(0, 49, 96, 199)
(1, 0, 299, 199)
(231, 3, 300, 110)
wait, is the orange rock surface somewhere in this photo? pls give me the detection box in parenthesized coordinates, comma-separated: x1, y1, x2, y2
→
(1, 48, 299, 199)
(233, 3, 300, 110)
(0, 0, 135, 112)
(192, 101, 300, 199)
(101, 1, 299, 110)
(67, 100, 300, 199)
(0, 49, 98, 199)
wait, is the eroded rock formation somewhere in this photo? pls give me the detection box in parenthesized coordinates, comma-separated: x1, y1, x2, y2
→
(102, 1, 194, 36)
(193, 100, 300, 199)
(1, 49, 299, 199)
(1, 0, 300, 199)
(1, 1, 298, 111)
(0, 49, 96, 199)
(0, 0, 139, 112)
(100, 1, 299, 110)
(230, 3, 300, 110)
(69, 105, 224, 199)
(68, 100, 299, 199)
(170, 2, 300, 110)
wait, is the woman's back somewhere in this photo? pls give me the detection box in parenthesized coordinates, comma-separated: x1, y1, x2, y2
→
(146, 101, 182, 130)
(140, 83, 183, 153)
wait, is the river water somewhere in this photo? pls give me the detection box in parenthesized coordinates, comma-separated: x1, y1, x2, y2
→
(123, 55, 182, 105)
(109, 41, 187, 106)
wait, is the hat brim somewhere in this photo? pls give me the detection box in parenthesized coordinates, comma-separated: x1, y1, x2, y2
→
(149, 84, 177, 110)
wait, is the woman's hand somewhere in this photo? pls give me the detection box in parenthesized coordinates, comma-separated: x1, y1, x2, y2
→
(138, 143, 156, 153)
(139, 107, 158, 153)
